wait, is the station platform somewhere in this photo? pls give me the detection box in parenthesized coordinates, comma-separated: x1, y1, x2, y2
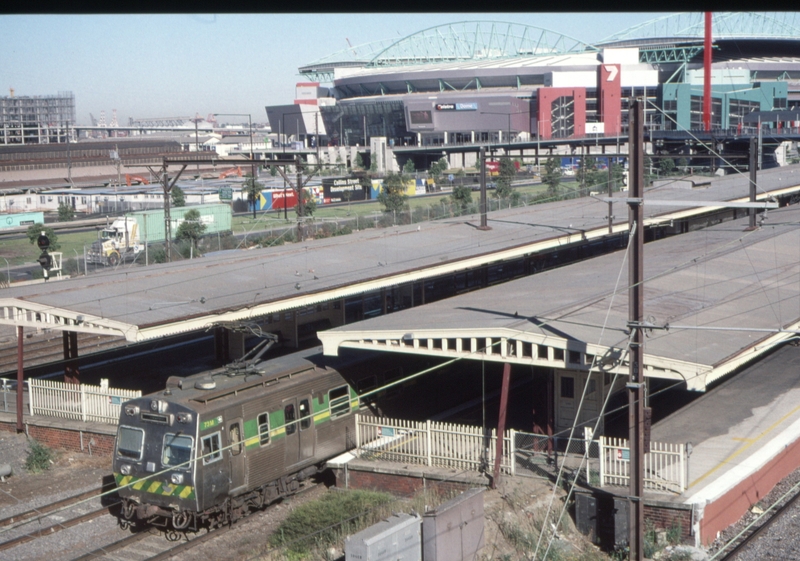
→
(651, 343, 800, 546)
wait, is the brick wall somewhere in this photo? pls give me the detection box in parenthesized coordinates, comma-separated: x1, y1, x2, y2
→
(644, 503, 693, 544)
(0, 421, 115, 456)
(335, 468, 478, 497)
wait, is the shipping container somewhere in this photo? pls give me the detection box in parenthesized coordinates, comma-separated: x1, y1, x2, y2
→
(130, 203, 232, 244)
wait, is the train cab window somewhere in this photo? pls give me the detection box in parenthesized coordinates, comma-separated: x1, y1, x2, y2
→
(299, 399, 311, 430)
(201, 433, 222, 465)
(329, 386, 351, 419)
(284, 404, 296, 435)
(162, 433, 193, 468)
(258, 413, 270, 446)
(117, 426, 144, 460)
(229, 423, 242, 456)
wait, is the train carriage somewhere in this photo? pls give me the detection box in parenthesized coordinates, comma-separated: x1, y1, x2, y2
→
(112, 347, 375, 531)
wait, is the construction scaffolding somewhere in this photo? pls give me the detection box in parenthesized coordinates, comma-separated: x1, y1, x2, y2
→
(1, 91, 76, 145)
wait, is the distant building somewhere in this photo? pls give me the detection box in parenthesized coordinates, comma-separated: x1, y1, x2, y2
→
(0, 91, 76, 145)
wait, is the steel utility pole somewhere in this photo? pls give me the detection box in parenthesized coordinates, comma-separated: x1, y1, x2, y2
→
(749, 136, 758, 230)
(479, 146, 490, 230)
(627, 97, 646, 561)
(296, 155, 304, 241)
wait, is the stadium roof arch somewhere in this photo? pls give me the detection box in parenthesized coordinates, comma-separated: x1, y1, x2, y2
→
(299, 21, 599, 83)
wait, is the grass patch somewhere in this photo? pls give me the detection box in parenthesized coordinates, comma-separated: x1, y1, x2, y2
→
(25, 440, 55, 473)
(268, 489, 393, 558)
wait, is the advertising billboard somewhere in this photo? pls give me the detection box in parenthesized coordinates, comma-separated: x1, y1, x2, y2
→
(322, 177, 367, 203)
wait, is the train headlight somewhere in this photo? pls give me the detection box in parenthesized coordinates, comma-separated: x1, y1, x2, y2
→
(176, 412, 192, 424)
(120, 464, 132, 475)
(124, 405, 139, 416)
(170, 473, 184, 485)
(150, 400, 167, 413)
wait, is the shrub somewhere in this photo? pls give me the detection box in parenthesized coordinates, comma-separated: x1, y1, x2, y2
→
(25, 440, 55, 473)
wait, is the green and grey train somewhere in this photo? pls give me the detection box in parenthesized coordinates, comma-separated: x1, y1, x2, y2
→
(112, 347, 392, 531)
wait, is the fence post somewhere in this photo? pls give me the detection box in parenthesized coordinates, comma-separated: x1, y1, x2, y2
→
(509, 428, 516, 476)
(28, 380, 35, 416)
(682, 442, 687, 492)
(355, 414, 361, 455)
(80, 384, 87, 423)
(599, 436, 606, 488)
(426, 419, 432, 466)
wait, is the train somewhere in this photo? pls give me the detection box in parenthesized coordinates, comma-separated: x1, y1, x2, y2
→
(112, 346, 411, 531)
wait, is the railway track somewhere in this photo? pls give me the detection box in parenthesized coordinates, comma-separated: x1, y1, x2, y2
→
(717, 481, 800, 560)
(0, 332, 124, 375)
(0, 482, 120, 554)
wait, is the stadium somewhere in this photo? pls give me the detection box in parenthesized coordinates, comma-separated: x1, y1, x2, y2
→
(265, 12, 800, 170)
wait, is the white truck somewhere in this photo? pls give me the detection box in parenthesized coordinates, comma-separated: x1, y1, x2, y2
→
(86, 216, 142, 266)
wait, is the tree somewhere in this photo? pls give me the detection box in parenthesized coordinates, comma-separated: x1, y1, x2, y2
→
(450, 185, 473, 213)
(175, 209, 206, 250)
(270, 165, 277, 177)
(677, 157, 689, 173)
(576, 156, 599, 195)
(171, 186, 186, 208)
(610, 163, 626, 191)
(355, 152, 365, 170)
(369, 157, 378, 173)
(495, 157, 517, 200)
(377, 172, 409, 214)
(403, 158, 415, 175)
(243, 174, 264, 219)
(57, 202, 75, 222)
(543, 157, 562, 195)
(429, 157, 448, 182)
(27, 223, 60, 251)
(296, 188, 317, 218)
(659, 156, 676, 177)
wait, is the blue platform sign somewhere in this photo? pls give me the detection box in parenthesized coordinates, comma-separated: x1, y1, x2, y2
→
(456, 102, 478, 111)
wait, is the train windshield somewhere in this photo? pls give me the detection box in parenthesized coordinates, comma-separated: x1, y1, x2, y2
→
(117, 426, 145, 460)
(162, 433, 194, 468)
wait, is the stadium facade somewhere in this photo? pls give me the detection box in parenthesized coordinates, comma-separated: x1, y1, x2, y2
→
(266, 13, 800, 162)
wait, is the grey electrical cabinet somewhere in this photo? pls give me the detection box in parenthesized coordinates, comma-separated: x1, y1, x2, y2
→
(345, 513, 421, 561)
(422, 488, 485, 561)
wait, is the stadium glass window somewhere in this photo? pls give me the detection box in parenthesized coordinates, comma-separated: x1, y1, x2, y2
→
(561, 376, 575, 399)
(329, 386, 351, 419)
(258, 412, 270, 446)
(229, 423, 242, 456)
(201, 432, 222, 465)
(284, 404, 296, 435)
(162, 433, 193, 467)
(117, 426, 144, 460)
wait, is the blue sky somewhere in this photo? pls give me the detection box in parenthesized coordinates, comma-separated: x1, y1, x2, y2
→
(0, 13, 669, 126)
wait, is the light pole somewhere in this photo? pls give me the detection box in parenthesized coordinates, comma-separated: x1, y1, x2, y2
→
(215, 113, 256, 217)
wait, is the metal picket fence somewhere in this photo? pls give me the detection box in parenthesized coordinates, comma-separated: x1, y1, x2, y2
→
(600, 436, 687, 493)
(355, 414, 514, 475)
(28, 378, 141, 424)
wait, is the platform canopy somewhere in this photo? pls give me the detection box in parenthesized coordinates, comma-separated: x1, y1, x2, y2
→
(320, 198, 800, 392)
(2, 166, 799, 350)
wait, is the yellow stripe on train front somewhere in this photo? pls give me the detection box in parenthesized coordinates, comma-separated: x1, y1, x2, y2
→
(179, 486, 194, 499)
(147, 481, 162, 494)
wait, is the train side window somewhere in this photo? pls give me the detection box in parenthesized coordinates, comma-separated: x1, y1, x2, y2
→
(356, 376, 377, 393)
(299, 399, 311, 430)
(284, 404, 296, 435)
(329, 386, 351, 419)
(117, 426, 145, 460)
(229, 423, 242, 456)
(201, 432, 222, 465)
(258, 412, 270, 446)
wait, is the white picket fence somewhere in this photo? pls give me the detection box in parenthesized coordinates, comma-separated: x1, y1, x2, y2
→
(355, 414, 515, 475)
(28, 379, 141, 424)
(600, 436, 687, 493)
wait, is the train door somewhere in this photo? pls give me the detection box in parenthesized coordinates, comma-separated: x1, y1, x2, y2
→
(227, 418, 247, 494)
(283, 400, 299, 467)
(298, 396, 315, 462)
